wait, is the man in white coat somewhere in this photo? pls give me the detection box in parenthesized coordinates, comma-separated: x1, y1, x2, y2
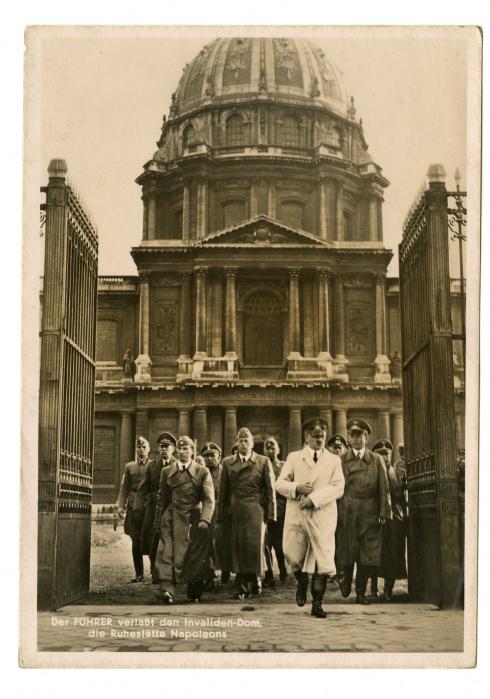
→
(276, 417, 345, 618)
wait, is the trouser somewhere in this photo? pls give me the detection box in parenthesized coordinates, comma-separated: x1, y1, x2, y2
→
(355, 565, 369, 598)
(235, 573, 261, 594)
(132, 538, 144, 578)
(311, 573, 327, 603)
(149, 534, 160, 579)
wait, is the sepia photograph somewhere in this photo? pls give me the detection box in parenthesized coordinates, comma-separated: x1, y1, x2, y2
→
(20, 24, 480, 669)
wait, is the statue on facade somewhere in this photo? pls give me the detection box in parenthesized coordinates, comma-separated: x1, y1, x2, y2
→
(390, 350, 402, 382)
(122, 349, 136, 383)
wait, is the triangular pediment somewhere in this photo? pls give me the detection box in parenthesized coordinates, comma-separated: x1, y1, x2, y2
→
(199, 215, 329, 247)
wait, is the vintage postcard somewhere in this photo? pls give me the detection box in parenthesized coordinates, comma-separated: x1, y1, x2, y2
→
(20, 25, 480, 668)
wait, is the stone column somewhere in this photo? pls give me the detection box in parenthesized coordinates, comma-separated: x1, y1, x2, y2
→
(455, 412, 464, 451)
(332, 275, 348, 381)
(335, 181, 344, 241)
(193, 408, 208, 452)
(318, 179, 328, 240)
(141, 196, 149, 241)
(377, 409, 391, 440)
(194, 267, 207, 357)
(250, 179, 259, 218)
(288, 407, 303, 452)
(147, 188, 158, 241)
(178, 408, 191, 438)
(391, 411, 404, 452)
(225, 268, 237, 357)
(317, 270, 333, 375)
(334, 408, 348, 436)
(319, 408, 333, 434)
(224, 407, 238, 455)
(288, 270, 301, 357)
(369, 196, 378, 241)
(267, 180, 276, 219)
(196, 178, 208, 238)
(182, 179, 191, 240)
(209, 412, 223, 448)
(119, 411, 134, 482)
(135, 274, 152, 383)
(374, 273, 390, 383)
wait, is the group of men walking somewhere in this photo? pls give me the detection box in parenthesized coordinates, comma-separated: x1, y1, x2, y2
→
(116, 416, 407, 619)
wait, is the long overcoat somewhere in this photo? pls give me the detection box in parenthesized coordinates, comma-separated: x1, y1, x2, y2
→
(265, 459, 286, 549)
(219, 451, 277, 575)
(153, 460, 215, 589)
(381, 463, 408, 580)
(275, 448, 345, 575)
(116, 460, 150, 540)
(335, 448, 391, 569)
(138, 455, 178, 555)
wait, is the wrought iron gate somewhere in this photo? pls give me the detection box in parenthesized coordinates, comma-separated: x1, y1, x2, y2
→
(38, 160, 98, 610)
(399, 165, 464, 608)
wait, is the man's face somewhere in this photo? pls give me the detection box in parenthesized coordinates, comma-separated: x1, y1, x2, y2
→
(377, 449, 392, 466)
(349, 429, 367, 450)
(177, 443, 193, 463)
(263, 439, 280, 460)
(203, 450, 220, 469)
(305, 428, 327, 451)
(136, 442, 149, 459)
(158, 442, 174, 461)
(237, 436, 253, 455)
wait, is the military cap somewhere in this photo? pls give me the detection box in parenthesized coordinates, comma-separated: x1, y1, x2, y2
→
(302, 417, 328, 433)
(176, 435, 194, 448)
(327, 434, 348, 449)
(373, 439, 394, 453)
(200, 441, 222, 456)
(236, 427, 254, 440)
(135, 435, 150, 448)
(156, 431, 176, 446)
(347, 418, 372, 435)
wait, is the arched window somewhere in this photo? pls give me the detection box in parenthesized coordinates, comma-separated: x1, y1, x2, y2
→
(183, 124, 196, 148)
(276, 114, 300, 146)
(226, 114, 246, 146)
(279, 199, 305, 229)
(243, 290, 283, 365)
(222, 199, 247, 228)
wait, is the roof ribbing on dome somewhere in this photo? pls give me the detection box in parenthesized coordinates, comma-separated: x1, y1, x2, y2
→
(171, 38, 350, 119)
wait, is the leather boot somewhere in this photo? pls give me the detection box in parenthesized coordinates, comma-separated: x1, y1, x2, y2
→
(383, 578, 394, 602)
(262, 570, 275, 588)
(355, 565, 370, 605)
(293, 569, 309, 607)
(337, 565, 354, 598)
(311, 573, 328, 618)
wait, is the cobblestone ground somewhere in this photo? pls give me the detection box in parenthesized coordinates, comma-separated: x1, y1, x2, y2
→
(36, 524, 464, 653)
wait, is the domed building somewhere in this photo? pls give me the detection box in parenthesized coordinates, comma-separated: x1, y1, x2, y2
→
(93, 37, 405, 504)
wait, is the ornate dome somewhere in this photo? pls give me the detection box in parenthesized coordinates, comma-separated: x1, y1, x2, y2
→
(171, 37, 351, 119)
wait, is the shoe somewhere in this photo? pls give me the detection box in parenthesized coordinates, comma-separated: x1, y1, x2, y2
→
(262, 571, 275, 588)
(279, 568, 288, 582)
(294, 571, 308, 607)
(337, 573, 351, 598)
(130, 575, 144, 583)
(311, 601, 327, 618)
(356, 595, 371, 605)
(160, 591, 174, 604)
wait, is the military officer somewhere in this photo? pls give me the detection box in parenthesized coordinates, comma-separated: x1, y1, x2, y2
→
(276, 417, 345, 619)
(219, 427, 277, 599)
(153, 435, 215, 604)
(373, 439, 408, 601)
(336, 419, 391, 604)
(262, 437, 288, 587)
(327, 434, 348, 457)
(200, 441, 230, 588)
(116, 436, 152, 583)
(138, 431, 177, 583)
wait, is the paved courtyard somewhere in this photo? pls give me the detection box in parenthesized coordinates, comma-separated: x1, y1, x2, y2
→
(36, 524, 464, 655)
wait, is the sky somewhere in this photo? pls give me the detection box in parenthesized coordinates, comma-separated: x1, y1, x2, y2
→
(37, 27, 472, 277)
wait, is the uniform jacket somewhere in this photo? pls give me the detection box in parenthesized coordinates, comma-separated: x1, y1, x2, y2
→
(138, 455, 178, 555)
(116, 459, 150, 539)
(276, 447, 345, 574)
(219, 451, 277, 574)
(336, 447, 391, 568)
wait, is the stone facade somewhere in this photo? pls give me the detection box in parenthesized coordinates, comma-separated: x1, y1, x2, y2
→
(92, 38, 463, 504)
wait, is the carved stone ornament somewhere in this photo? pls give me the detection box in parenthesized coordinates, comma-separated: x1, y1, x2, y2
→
(227, 38, 250, 78)
(274, 38, 297, 80)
